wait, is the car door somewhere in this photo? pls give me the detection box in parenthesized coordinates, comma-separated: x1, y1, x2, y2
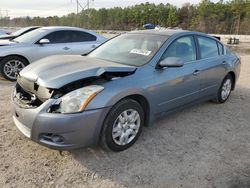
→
(33, 30, 73, 60)
(195, 36, 227, 97)
(69, 31, 100, 55)
(152, 35, 201, 114)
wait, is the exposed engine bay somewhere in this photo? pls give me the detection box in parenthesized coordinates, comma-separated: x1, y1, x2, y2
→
(13, 70, 135, 109)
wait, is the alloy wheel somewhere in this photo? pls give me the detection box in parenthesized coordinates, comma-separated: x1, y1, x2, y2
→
(3, 60, 25, 80)
(221, 78, 232, 100)
(112, 109, 141, 146)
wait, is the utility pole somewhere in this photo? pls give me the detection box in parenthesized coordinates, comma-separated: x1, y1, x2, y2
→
(73, 0, 94, 26)
(76, 0, 79, 26)
(87, 0, 90, 10)
(5, 9, 8, 17)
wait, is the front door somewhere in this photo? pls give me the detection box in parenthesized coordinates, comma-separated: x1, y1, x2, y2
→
(152, 35, 201, 113)
(33, 30, 73, 61)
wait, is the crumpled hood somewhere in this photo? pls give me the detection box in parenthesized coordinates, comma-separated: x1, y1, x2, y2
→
(19, 55, 136, 89)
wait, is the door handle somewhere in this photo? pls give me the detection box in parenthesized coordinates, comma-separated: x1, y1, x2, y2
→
(63, 47, 70, 50)
(91, 45, 96, 48)
(193, 70, 200, 76)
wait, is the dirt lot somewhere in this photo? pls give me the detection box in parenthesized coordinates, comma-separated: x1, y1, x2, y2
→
(0, 54, 250, 188)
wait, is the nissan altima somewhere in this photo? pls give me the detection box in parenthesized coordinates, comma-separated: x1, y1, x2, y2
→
(12, 30, 241, 152)
(0, 26, 107, 81)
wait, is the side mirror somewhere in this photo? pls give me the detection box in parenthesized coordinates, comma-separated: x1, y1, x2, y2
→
(39, 38, 50, 45)
(159, 57, 184, 68)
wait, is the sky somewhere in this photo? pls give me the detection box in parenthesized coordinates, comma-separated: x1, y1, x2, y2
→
(0, 0, 223, 18)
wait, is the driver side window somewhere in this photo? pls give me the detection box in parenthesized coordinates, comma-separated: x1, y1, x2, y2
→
(161, 36, 197, 63)
(43, 31, 72, 44)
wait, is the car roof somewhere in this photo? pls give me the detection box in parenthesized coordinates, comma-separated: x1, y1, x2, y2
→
(130, 29, 188, 36)
(24, 26, 40, 29)
(38, 26, 89, 31)
(129, 29, 221, 43)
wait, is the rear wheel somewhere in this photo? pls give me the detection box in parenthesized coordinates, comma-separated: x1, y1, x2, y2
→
(0, 56, 28, 81)
(216, 74, 233, 103)
(100, 99, 144, 152)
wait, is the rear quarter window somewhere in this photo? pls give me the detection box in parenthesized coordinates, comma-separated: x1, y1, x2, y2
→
(226, 48, 232, 55)
(217, 42, 224, 55)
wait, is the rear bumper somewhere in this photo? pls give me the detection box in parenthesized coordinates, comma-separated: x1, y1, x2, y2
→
(12, 98, 111, 150)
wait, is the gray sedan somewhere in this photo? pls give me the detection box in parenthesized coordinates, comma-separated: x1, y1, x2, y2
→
(12, 30, 241, 151)
(0, 26, 106, 81)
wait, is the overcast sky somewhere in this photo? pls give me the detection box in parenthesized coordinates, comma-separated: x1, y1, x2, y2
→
(1, 0, 223, 18)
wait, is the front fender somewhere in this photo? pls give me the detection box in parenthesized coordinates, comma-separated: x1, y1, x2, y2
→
(86, 87, 155, 126)
(0, 46, 32, 63)
(86, 87, 149, 110)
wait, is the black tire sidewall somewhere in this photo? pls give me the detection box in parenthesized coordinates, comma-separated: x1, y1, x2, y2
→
(217, 74, 233, 103)
(101, 99, 144, 152)
(0, 56, 28, 81)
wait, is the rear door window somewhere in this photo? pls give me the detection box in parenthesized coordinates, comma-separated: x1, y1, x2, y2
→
(71, 31, 97, 42)
(161, 36, 197, 63)
(197, 36, 219, 59)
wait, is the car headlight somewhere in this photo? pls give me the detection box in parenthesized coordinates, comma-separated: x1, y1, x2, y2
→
(58, 85, 104, 114)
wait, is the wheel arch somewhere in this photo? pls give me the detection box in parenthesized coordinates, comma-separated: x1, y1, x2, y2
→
(1, 54, 30, 65)
(100, 92, 152, 127)
(122, 94, 151, 127)
(227, 71, 236, 90)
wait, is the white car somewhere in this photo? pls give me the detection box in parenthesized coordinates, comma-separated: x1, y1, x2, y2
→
(0, 26, 107, 81)
(0, 28, 11, 35)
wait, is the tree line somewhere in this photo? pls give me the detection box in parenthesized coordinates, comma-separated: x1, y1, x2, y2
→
(0, 0, 250, 34)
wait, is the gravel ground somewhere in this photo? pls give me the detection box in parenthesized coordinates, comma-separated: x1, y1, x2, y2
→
(0, 55, 250, 188)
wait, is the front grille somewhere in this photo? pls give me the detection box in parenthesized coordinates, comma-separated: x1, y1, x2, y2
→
(13, 83, 44, 109)
(16, 76, 54, 104)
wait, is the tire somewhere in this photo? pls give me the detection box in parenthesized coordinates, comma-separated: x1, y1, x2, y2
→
(0, 56, 29, 81)
(215, 74, 233, 104)
(100, 99, 144, 152)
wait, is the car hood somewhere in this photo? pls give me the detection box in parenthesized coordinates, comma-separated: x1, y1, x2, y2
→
(0, 34, 13, 39)
(19, 55, 136, 89)
(0, 39, 17, 46)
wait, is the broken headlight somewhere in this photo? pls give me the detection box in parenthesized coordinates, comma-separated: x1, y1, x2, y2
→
(57, 85, 104, 114)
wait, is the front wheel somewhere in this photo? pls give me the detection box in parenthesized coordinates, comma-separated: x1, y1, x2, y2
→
(216, 74, 233, 103)
(0, 56, 28, 81)
(100, 99, 144, 152)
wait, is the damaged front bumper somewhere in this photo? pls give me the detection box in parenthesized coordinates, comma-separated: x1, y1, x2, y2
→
(11, 87, 111, 150)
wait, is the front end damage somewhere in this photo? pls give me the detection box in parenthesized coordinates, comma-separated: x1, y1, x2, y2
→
(11, 67, 136, 149)
(14, 68, 135, 110)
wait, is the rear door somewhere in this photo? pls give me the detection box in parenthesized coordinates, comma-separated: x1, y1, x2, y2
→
(69, 31, 100, 55)
(195, 36, 227, 98)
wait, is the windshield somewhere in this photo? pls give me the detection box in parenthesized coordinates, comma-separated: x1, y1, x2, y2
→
(11, 27, 31, 36)
(88, 33, 168, 66)
(14, 28, 47, 43)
